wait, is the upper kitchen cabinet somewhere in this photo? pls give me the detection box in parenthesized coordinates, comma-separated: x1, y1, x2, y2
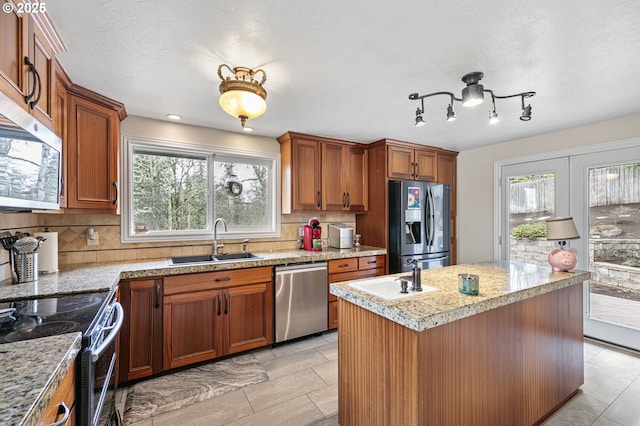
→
(437, 150, 459, 264)
(387, 141, 437, 181)
(278, 131, 368, 214)
(66, 84, 126, 212)
(0, 4, 64, 129)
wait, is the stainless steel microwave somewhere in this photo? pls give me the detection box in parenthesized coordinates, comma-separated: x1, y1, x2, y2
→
(0, 91, 61, 211)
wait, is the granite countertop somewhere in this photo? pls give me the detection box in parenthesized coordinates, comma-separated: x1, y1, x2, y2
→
(0, 245, 384, 425)
(330, 261, 590, 332)
(0, 333, 81, 426)
(0, 246, 385, 302)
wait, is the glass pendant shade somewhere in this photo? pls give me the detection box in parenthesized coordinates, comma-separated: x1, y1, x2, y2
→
(219, 90, 267, 119)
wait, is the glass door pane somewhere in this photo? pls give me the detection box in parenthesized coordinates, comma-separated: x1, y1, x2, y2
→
(500, 158, 569, 263)
(588, 165, 640, 329)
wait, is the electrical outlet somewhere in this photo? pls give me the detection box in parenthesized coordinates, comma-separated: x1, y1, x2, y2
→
(87, 232, 99, 246)
(299, 227, 304, 237)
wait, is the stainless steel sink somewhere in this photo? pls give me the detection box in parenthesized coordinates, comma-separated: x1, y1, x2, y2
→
(170, 255, 217, 265)
(170, 253, 262, 265)
(213, 253, 262, 261)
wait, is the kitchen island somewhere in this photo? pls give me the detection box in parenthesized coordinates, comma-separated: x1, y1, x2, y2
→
(330, 261, 590, 426)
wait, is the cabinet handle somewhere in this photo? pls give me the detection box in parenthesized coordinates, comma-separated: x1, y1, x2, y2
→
(224, 292, 228, 315)
(214, 277, 231, 282)
(346, 192, 350, 208)
(24, 56, 41, 109)
(154, 282, 160, 309)
(367, 260, 377, 264)
(59, 176, 64, 198)
(338, 263, 349, 268)
(113, 181, 119, 205)
(415, 161, 420, 178)
(216, 294, 221, 316)
(49, 401, 70, 426)
(317, 191, 321, 209)
(342, 192, 346, 208)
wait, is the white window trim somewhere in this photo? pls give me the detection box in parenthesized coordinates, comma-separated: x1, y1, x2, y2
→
(121, 135, 281, 243)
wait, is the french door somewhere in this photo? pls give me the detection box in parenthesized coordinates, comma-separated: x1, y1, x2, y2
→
(499, 144, 640, 351)
(571, 146, 640, 351)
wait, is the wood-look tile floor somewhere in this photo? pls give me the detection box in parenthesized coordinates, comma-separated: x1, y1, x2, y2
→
(117, 332, 640, 425)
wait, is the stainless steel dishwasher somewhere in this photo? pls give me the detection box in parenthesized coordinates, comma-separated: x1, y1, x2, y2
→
(275, 262, 328, 343)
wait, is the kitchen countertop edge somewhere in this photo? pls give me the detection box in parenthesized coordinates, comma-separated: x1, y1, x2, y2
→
(330, 261, 591, 332)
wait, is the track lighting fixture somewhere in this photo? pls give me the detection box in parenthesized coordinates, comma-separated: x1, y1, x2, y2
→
(409, 71, 535, 126)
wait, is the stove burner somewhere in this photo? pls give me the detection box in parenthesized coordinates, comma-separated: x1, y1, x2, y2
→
(5, 320, 79, 343)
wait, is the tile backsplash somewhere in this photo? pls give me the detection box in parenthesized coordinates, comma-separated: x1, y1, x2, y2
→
(0, 212, 356, 282)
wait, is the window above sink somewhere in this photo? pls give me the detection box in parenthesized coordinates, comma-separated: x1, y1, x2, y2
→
(120, 136, 281, 243)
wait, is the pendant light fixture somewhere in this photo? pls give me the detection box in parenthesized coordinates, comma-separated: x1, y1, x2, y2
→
(218, 64, 267, 129)
(410, 71, 535, 126)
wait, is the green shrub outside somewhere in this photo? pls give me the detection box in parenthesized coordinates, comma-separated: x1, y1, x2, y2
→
(511, 222, 547, 240)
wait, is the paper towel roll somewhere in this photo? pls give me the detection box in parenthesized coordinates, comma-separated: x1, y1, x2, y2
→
(34, 231, 58, 273)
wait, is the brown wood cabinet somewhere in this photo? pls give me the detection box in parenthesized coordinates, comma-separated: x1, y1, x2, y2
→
(278, 132, 368, 214)
(37, 360, 76, 426)
(53, 62, 70, 208)
(356, 139, 458, 270)
(119, 279, 163, 382)
(338, 282, 584, 426)
(327, 255, 385, 329)
(437, 152, 458, 264)
(163, 267, 273, 370)
(0, 5, 62, 129)
(66, 85, 125, 212)
(387, 143, 437, 181)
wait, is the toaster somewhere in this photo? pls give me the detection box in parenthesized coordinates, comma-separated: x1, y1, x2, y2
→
(328, 223, 354, 249)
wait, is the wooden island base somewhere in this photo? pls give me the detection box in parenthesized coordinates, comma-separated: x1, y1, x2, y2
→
(338, 283, 584, 426)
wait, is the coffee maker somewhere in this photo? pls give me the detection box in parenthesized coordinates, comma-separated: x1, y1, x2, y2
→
(303, 217, 322, 251)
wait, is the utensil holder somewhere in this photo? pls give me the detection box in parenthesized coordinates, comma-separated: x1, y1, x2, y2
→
(14, 253, 38, 283)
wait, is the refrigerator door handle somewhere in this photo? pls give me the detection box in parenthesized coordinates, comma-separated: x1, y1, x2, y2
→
(425, 186, 435, 246)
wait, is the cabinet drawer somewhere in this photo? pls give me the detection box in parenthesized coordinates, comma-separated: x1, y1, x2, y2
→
(164, 266, 272, 295)
(358, 255, 385, 270)
(328, 258, 358, 274)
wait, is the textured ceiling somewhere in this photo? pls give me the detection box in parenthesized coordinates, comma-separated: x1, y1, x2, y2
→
(47, 0, 640, 151)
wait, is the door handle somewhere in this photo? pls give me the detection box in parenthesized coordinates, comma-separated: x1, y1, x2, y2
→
(48, 402, 70, 426)
(24, 56, 41, 108)
(415, 162, 420, 178)
(224, 292, 228, 315)
(346, 192, 350, 208)
(217, 294, 221, 316)
(317, 191, 321, 209)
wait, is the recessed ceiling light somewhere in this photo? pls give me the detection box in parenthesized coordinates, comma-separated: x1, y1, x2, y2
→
(166, 114, 181, 120)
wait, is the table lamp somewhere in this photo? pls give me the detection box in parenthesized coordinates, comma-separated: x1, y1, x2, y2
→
(546, 217, 580, 272)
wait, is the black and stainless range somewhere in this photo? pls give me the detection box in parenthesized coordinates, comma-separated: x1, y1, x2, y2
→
(0, 288, 123, 425)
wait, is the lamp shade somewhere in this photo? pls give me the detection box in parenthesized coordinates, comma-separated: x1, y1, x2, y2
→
(219, 90, 267, 119)
(546, 217, 580, 240)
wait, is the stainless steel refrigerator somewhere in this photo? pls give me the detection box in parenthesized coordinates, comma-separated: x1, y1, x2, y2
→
(388, 180, 450, 273)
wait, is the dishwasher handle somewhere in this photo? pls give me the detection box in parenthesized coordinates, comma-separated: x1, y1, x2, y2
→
(275, 262, 327, 275)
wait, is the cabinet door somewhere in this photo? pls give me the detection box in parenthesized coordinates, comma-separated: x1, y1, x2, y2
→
(292, 138, 322, 211)
(37, 360, 75, 426)
(67, 94, 119, 211)
(28, 16, 54, 129)
(437, 153, 457, 264)
(163, 289, 222, 369)
(0, 2, 28, 108)
(387, 145, 415, 179)
(345, 146, 368, 212)
(322, 143, 347, 211)
(224, 282, 274, 354)
(414, 148, 437, 181)
(54, 70, 68, 208)
(119, 279, 163, 381)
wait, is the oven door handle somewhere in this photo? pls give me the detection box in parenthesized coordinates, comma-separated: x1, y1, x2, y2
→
(91, 302, 124, 362)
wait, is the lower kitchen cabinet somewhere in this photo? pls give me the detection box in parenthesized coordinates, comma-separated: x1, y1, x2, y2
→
(163, 267, 274, 370)
(327, 255, 385, 329)
(37, 360, 75, 426)
(119, 278, 163, 382)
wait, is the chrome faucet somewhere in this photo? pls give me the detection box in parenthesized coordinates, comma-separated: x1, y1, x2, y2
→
(406, 259, 422, 292)
(213, 218, 228, 255)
